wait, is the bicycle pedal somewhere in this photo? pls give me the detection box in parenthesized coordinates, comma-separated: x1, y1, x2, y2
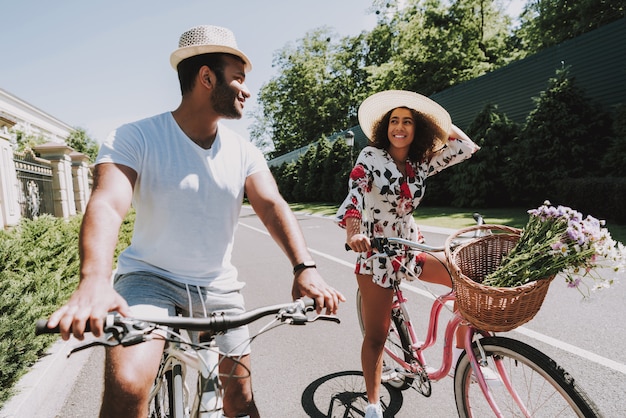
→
(393, 367, 420, 379)
(381, 369, 398, 382)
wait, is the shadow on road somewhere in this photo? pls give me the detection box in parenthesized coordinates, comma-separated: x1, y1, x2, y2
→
(301, 370, 404, 417)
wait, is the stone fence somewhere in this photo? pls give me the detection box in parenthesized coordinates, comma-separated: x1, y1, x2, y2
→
(0, 134, 91, 229)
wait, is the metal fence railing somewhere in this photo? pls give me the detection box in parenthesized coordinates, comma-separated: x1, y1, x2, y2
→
(13, 150, 54, 219)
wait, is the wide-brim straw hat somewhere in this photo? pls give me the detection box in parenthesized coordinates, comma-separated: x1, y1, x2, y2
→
(358, 90, 452, 148)
(170, 25, 252, 72)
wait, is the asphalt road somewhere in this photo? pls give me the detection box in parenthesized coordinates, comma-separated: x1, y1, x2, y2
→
(8, 206, 626, 417)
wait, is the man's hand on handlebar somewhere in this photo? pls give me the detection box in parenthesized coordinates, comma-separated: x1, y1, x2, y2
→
(46, 279, 131, 341)
(291, 268, 346, 316)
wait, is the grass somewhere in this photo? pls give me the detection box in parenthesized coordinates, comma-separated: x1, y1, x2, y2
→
(288, 203, 626, 243)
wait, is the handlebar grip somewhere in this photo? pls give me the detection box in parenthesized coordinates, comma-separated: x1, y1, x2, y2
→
(301, 297, 316, 309)
(35, 319, 93, 335)
(35, 319, 59, 335)
(345, 238, 385, 252)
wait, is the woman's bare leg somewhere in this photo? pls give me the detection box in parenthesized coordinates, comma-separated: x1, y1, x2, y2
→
(357, 274, 394, 405)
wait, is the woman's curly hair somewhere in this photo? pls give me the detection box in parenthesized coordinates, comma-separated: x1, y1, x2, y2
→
(370, 107, 447, 162)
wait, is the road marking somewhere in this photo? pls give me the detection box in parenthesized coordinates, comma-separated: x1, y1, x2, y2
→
(239, 219, 626, 376)
(238, 221, 354, 268)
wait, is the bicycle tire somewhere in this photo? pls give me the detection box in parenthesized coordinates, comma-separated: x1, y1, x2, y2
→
(169, 363, 185, 418)
(454, 336, 601, 417)
(356, 290, 414, 390)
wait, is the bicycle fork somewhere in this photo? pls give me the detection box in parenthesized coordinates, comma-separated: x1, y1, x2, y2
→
(192, 347, 223, 418)
(463, 329, 533, 417)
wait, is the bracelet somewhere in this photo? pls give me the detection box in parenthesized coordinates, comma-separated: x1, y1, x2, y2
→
(293, 260, 316, 275)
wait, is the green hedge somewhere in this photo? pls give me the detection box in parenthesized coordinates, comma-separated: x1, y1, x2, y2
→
(553, 177, 626, 224)
(0, 212, 134, 407)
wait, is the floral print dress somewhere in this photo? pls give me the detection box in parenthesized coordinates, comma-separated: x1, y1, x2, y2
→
(335, 137, 479, 288)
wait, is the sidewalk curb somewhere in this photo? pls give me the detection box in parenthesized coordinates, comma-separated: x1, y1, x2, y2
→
(0, 336, 95, 418)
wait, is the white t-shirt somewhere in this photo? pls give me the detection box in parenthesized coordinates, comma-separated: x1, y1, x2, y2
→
(96, 112, 269, 290)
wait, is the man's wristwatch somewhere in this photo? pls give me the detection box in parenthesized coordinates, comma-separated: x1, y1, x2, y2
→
(293, 260, 317, 275)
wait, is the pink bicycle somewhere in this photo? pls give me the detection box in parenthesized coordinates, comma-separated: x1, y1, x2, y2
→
(355, 222, 601, 417)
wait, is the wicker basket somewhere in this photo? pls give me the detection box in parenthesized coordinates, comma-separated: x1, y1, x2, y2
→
(444, 225, 555, 332)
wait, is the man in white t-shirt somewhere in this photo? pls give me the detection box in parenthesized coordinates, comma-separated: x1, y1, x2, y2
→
(47, 25, 345, 418)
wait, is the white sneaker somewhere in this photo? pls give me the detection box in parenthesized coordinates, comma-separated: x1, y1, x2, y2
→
(364, 403, 383, 418)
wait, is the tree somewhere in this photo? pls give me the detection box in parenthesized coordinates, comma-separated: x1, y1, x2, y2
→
(367, 0, 514, 95)
(254, 0, 518, 158)
(254, 28, 369, 157)
(66, 128, 99, 162)
(13, 130, 46, 151)
(515, 0, 625, 55)
(446, 104, 521, 207)
(508, 67, 612, 205)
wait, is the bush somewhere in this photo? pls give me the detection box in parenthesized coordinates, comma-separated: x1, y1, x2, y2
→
(0, 215, 81, 406)
(0, 211, 134, 407)
(552, 177, 626, 224)
(601, 104, 626, 176)
(272, 139, 352, 204)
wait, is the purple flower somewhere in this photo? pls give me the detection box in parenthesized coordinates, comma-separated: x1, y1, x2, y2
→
(567, 277, 582, 288)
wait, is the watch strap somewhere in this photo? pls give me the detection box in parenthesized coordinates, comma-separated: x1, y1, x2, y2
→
(293, 261, 316, 275)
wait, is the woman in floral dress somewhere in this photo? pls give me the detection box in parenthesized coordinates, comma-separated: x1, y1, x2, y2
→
(335, 90, 480, 418)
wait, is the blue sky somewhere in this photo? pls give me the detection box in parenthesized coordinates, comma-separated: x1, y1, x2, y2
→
(1, 0, 524, 143)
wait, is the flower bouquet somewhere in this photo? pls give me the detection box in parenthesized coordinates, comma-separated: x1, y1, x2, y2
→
(445, 202, 625, 331)
(483, 201, 625, 296)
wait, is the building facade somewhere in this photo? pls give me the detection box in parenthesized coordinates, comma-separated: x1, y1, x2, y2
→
(0, 88, 91, 228)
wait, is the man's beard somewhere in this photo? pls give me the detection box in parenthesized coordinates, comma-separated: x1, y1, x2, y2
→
(211, 80, 242, 120)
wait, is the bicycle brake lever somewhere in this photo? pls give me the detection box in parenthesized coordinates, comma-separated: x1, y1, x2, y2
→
(309, 314, 341, 324)
(66, 333, 120, 357)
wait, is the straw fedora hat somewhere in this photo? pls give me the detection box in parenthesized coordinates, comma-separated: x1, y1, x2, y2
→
(358, 90, 452, 148)
(170, 25, 252, 72)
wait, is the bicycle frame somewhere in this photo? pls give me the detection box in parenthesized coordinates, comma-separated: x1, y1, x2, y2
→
(385, 282, 530, 417)
(383, 284, 460, 379)
(385, 274, 561, 417)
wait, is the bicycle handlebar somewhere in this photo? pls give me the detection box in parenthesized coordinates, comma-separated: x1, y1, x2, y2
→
(344, 237, 444, 252)
(35, 298, 328, 336)
(344, 212, 488, 254)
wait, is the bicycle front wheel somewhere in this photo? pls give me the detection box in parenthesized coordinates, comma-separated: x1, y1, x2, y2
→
(356, 290, 414, 390)
(454, 336, 601, 417)
(150, 362, 186, 418)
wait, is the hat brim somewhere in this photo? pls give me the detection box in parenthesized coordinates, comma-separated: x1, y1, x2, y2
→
(170, 45, 252, 72)
(358, 90, 451, 148)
